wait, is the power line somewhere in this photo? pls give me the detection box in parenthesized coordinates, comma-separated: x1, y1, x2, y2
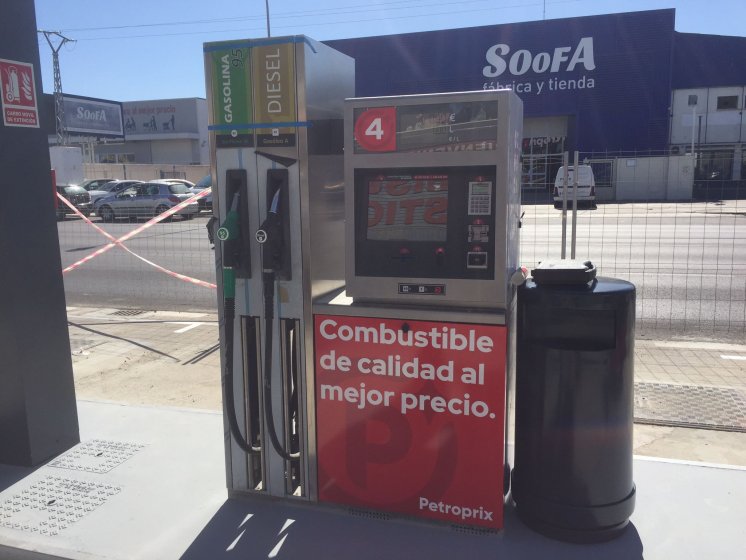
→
(67, 0, 581, 42)
(58, 0, 492, 32)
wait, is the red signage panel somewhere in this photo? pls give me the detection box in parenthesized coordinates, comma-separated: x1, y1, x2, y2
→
(0, 58, 39, 128)
(315, 314, 506, 529)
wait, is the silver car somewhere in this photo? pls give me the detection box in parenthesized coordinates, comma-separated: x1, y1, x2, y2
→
(94, 181, 199, 222)
(86, 180, 143, 204)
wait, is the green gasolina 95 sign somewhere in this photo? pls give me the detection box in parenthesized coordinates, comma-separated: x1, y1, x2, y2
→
(207, 42, 254, 148)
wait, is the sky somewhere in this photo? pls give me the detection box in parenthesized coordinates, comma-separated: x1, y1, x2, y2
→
(34, 0, 746, 102)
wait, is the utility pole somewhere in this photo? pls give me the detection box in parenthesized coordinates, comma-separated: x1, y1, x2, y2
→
(39, 30, 75, 146)
(265, 0, 271, 37)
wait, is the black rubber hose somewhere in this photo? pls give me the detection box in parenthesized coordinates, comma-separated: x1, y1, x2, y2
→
(223, 296, 261, 455)
(262, 271, 300, 462)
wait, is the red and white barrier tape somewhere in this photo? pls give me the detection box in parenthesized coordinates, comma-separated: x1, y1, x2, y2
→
(57, 189, 216, 289)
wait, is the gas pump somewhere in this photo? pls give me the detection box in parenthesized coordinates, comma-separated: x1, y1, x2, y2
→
(204, 36, 354, 500)
(312, 90, 523, 530)
(206, 36, 521, 530)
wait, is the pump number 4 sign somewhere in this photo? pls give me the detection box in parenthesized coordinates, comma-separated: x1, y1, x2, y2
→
(354, 107, 397, 152)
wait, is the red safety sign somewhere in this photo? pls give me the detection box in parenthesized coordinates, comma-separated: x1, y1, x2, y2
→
(0, 58, 39, 128)
(57, 189, 216, 289)
(314, 314, 506, 529)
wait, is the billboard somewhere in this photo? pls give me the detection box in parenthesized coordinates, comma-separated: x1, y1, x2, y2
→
(62, 94, 123, 137)
(122, 98, 203, 138)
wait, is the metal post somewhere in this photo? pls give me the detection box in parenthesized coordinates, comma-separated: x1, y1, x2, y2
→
(571, 151, 579, 259)
(265, 0, 271, 38)
(696, 114, 703, 179)
(51, 50, 65, 145)
(561, 151, 568, 259)
(39, 31, 75, 146)
(691, 105, 696, 158)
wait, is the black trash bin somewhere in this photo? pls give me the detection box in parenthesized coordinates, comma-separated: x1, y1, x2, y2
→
(511, 260, 636, 543)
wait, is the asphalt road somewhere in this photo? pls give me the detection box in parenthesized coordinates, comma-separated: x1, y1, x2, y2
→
(58, 212, 218, 311)
(57, 201, 746, 336)
(522, 202, 746, 337)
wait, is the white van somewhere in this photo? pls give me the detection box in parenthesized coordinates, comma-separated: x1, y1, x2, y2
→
(553, 165, 596, 208)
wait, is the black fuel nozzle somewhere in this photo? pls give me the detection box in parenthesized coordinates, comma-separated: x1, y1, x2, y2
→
(256, 190, 284, 273)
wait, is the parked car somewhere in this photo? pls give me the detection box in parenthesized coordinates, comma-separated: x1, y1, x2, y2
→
(87, 180, 143, 204)
(93, 181, 199, 222)
(188, 174, 212, 211)
(553, 165, 596, 208)
(79, 178, 115, 191)
(56, 185, 92, 220)
(79, 178, 116, 196)
(162, 178, 195, 189)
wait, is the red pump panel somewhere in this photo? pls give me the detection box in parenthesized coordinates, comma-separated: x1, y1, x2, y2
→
(315, 314, 507, 529)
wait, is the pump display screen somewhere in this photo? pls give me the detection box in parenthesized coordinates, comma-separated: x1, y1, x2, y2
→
(355, 166, 496, 280)
(367, 175, 448, 242)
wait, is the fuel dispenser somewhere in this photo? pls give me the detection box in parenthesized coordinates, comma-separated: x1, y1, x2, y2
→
(206, 37, 522, 528)
(204, 36, 354, 500)
(312, 90, 523, 530)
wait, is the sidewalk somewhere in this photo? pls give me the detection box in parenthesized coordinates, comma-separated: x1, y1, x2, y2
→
(2, 399, 743, 560)
(633, 337, 746, 465)
(63, 306, 746, 467)
(0, 307, 744, 559)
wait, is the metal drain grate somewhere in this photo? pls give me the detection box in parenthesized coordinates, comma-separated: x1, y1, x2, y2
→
(347, 508, 391, 521)
(450, 524, 497, 536)
(635, 383, 746, 432)
(0, 476, 121, 536)
(111, 309, 147, 316)
(48, 440, 145, 474)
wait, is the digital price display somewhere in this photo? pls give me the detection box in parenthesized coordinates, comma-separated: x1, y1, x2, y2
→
(354, 101, 497, 154)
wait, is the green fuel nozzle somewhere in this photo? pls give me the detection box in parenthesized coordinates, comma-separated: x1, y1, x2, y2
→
(219, 193, 241, 299)
(217, 193, 240, 244)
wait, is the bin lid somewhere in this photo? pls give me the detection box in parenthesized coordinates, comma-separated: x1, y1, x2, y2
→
(531, 259, 597, 285)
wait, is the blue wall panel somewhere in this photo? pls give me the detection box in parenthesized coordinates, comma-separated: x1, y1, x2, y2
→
(673, 32, 746, 88)
(326, 9, 676, 152)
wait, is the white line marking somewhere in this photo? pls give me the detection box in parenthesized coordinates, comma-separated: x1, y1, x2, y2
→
(635, 454, 746, 471)
(167, 321, 204, 333)
(268, 533, 289, 558)
(239, 513, 254, 528)
(226, 529, 246, 552)
(654, 341, 746, 352)
(278, 518, 295, 535)
(721, 355, 746, 361)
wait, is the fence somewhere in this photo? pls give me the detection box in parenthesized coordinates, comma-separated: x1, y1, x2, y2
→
(58, 154, 745, 340)
(521, 151, 745, 339)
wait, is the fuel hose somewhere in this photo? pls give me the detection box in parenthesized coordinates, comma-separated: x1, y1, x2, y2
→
(258, 188, 300, 462)
(222, 290, 261, 455)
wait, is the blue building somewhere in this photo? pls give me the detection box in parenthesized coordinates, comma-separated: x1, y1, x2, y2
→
(327, 9, 746, 197)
